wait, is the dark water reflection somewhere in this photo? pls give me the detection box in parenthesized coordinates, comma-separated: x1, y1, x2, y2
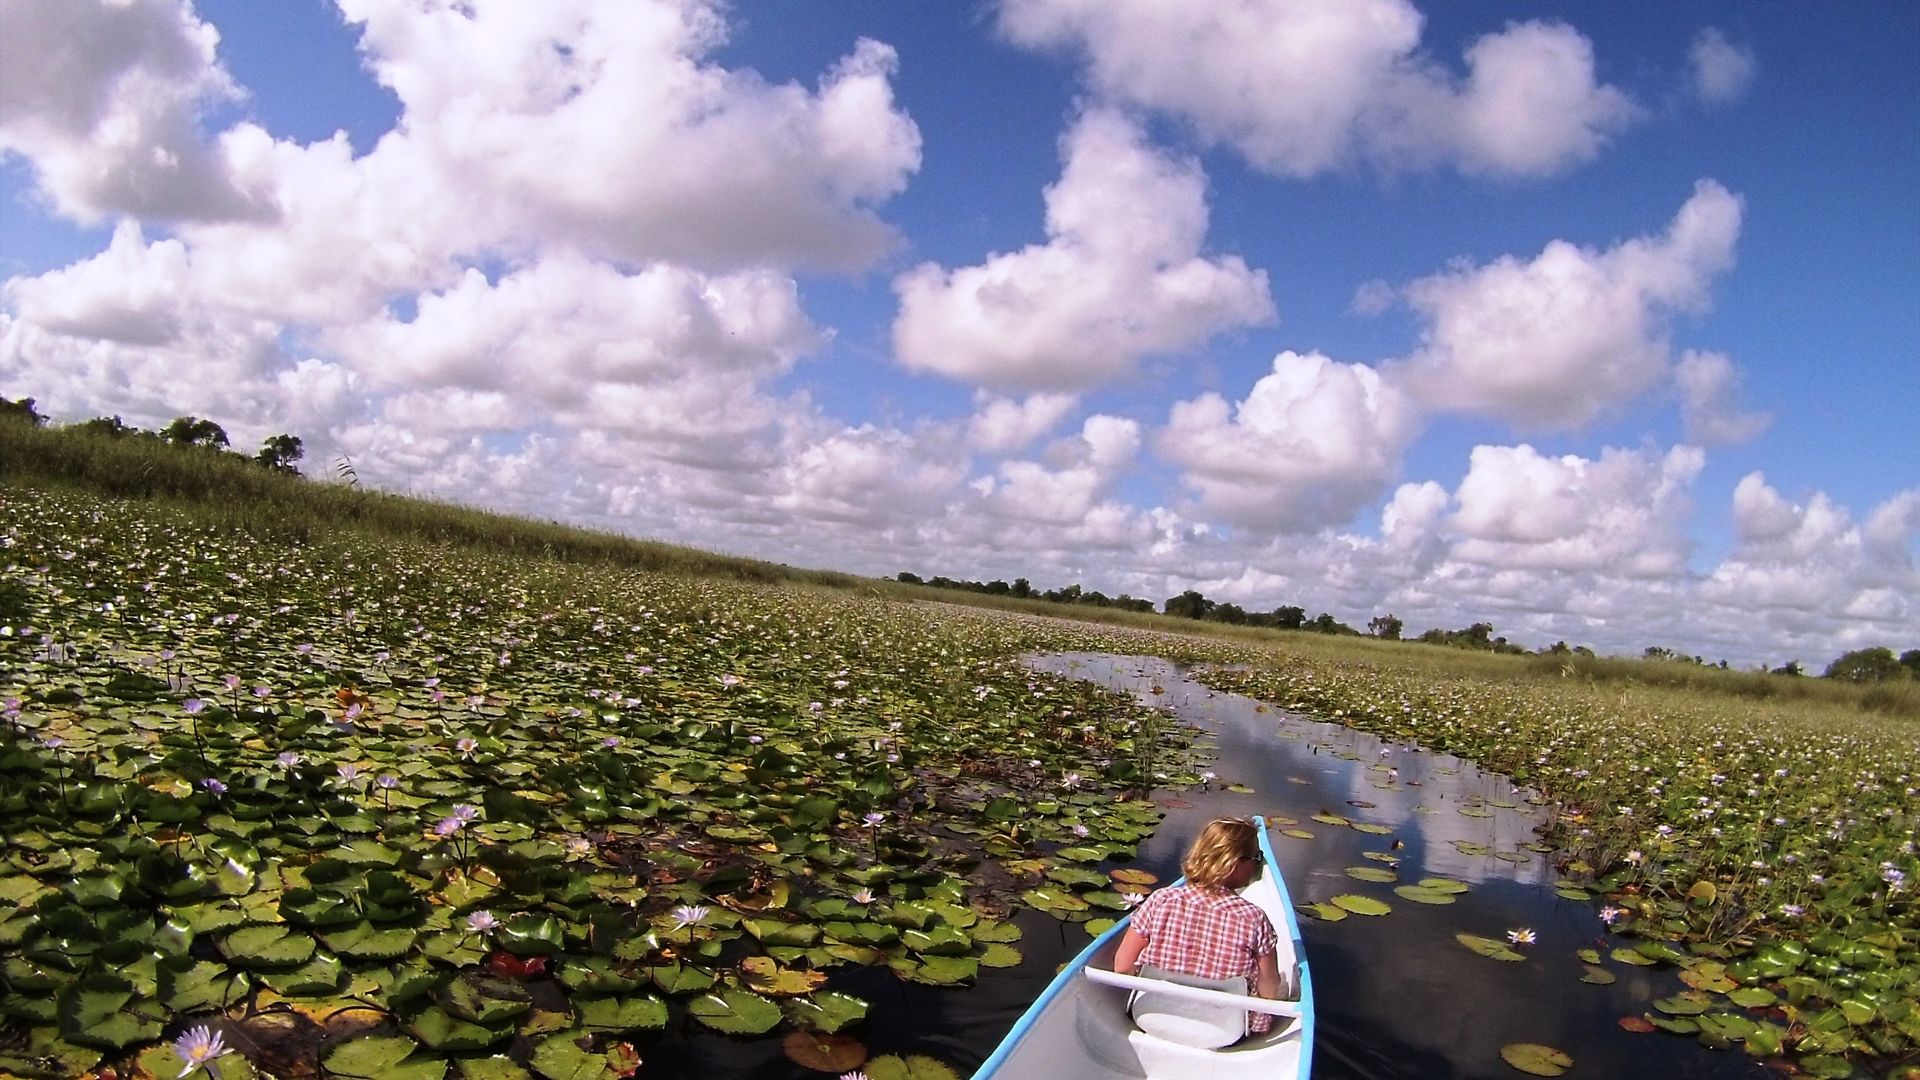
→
(653, 653, 1767, 1078)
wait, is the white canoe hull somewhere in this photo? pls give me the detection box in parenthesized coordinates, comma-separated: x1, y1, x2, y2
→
(974, 816, 1315, 1080)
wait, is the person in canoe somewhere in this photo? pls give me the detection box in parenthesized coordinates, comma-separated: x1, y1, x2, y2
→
(1111, 816, 1285, 1046)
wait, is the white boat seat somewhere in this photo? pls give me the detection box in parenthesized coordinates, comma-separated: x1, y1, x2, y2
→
(1127, 966, 1248, 1048)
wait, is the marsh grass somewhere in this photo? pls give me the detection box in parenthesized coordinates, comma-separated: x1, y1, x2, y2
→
(1, 418, 858, 588)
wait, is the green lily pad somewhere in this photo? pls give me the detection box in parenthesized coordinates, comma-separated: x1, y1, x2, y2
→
(219, 924, 316, 969)
(1345, 866, 1397, 883)
(783, 991, 871, 1034)
(688, 989, 783, 1034)
(1499, 1043, 1573, 1076)
(1727, 986, 1777, 1008)
(409, 1005, 513, 1051)
(1457, 934, 1523, 962)
(528, 1033, 616, 1080)
(862, 1054, 963, 1080)
(1393, 885, 1456, 905)
(647, 962, 716, 994)
(446, 974, 533, 1024)
(1330, 894, 1390, 916)
(457, 1057, 532, 1080)
(55, 974, 164, 1049)
(320, 921, 418, 959)
(323, 1034, 448, 1079)
(574, 993, 668, 1033)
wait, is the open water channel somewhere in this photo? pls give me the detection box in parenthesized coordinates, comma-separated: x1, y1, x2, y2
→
(652, 653, 1769, 1078)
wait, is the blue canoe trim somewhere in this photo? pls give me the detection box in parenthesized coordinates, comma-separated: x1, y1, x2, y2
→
(972, 814, 1314, 1079)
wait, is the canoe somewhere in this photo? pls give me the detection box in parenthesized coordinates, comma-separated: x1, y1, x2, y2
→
(973, 814, 1313, 1080)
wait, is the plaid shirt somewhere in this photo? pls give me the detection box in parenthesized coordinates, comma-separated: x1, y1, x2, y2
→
(1132, 884, 1280, 1033)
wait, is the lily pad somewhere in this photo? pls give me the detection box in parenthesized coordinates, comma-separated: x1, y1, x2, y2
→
(574, 994, 668, 1033)
(324, 1034, 448, 1079)
(862, 1055, 963, 1080)
(1456, 934, 1523, 962)
(688, 989, 783, 1035)
(1330, 894, 1390, 916)
(1499, 1043, 1572, 1076)
(782, 991, 870, 1034)
(783, 1030, 868, 1071)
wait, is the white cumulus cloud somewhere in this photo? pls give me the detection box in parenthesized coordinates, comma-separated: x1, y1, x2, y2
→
(1449, 443, 1703, 576)
(1394, 179, 1744, 429)
(996, 0, 1638, 178)
(1160, 350, 1418, 532)
(967, 392, 1080, 454)
(891, 107, 1273, 391)
(0, 0, 264, 222)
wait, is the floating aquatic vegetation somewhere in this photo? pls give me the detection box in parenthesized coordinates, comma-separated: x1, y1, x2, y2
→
(0, 488, 1212, 1076)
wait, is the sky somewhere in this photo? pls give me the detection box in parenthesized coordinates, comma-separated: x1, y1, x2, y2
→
(1, 0, 1916, 670)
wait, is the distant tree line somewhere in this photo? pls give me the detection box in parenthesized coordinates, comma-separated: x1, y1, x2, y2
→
(894, 572, 1155, 612)
(900, 572, 1920, 683)
(2, 396, 305, 474)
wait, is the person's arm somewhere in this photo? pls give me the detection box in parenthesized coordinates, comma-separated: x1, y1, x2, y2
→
(1254, 948, 1281, 999)
(1113, 926, 1149, 974)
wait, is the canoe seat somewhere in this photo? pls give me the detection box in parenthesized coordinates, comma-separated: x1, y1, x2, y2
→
(1075, 973, 1306, 1080)
(1127, 966, 1248, 1049)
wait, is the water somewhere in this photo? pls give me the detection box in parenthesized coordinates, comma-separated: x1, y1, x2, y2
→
(655, 653, 1766, 1078)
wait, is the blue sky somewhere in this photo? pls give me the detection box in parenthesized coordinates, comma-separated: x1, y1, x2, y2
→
(1, 0, 1915, 667)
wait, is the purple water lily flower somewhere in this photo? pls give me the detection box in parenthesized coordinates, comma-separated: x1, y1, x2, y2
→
(174, 1024, 226, 1078)
(466, 910, 500, 933)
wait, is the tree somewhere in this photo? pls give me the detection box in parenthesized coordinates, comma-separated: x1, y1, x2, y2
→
(1270, 605, 1305, 629)
(1367, 613, 1403, 640)
(256, 433, 303, 474)
(1824, 647, 1902, 682)
(895, 571, 923, 584)
(75, 415, 139, 438)
(1163, 590, 1214, 620)
(161, 415, 230, 449)
(1769, 660, 1804, 677)
(1010, 578, 1032, 599)
(1, 397, 47, 426)
(1901, 650, 1920, 677)
(1213, 602, 1248, 625)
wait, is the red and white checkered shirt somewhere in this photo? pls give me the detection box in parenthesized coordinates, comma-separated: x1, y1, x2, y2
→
(1132, 884, 1280, 1033)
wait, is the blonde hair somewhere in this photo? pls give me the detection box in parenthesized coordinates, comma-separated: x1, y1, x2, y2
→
(1182, 817, 1260, 892)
